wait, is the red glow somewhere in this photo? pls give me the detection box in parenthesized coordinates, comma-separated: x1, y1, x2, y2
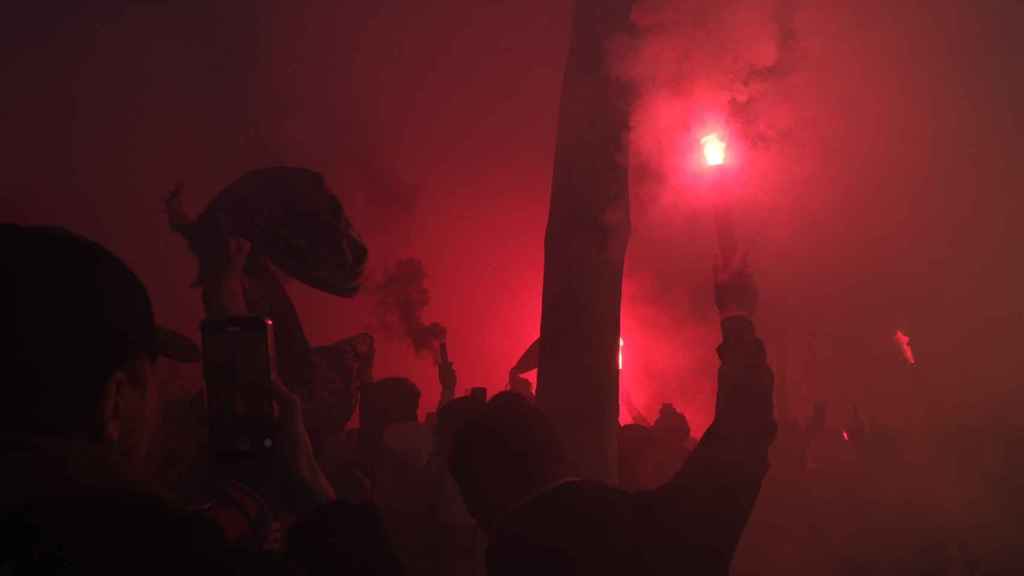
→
(618, 337, 624, 371)
(701, 132, 727, 166)
(842, 430, 850, 442)
(894, 329, 916, 365)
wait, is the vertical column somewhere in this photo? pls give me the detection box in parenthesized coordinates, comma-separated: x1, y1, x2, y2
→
(537, 0, 634, 483)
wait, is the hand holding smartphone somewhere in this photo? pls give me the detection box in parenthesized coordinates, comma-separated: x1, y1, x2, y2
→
(201, 316, 277, 458)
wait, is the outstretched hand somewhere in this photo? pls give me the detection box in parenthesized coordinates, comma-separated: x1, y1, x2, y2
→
(713, 252, 758, 319)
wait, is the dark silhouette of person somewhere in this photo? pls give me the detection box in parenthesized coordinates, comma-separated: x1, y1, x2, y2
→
(448, 258, 776, 575)
(654, 403, 692, 441)
(1, 224, 400, 575)
(618, 423, 658, 492)
(634, 403, 695, 490)
(358, 378, 422, 456)
(429, 395, 489, 575)
(430, 393, 489, 524)
(507, 374, 535, 400)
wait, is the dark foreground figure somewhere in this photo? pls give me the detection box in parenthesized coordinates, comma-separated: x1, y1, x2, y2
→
(450, 260, 776, 576)
(0, 224, 399, 575)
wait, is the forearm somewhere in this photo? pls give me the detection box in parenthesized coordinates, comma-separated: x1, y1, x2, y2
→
(638, 316, 776, 573)
(439, 383, 455, 409)
(202, 273, 248, 318)
(714, 316, 776, 440)
(438, 362, 456, 409)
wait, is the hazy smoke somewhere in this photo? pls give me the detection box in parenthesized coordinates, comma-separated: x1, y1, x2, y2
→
(606, 0, 814, 430)
(374, 258, 447, 360)
(613, 0, 809, 184)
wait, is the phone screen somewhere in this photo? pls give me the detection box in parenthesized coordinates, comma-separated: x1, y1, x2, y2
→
(202, 317, 276, 457)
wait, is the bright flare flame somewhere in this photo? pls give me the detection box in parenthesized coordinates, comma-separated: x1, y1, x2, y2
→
(894, 329, 916, 365)
(701, 133, 726, 166)
(618, 337, 624, 371)
(842, 430, 850, 442)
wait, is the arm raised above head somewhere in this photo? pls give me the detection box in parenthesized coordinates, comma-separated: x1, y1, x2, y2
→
(636, 259, 776, 575)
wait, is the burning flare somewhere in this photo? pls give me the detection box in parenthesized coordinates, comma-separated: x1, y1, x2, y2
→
(701, 133, 727, 166)
(894, 329, 916, 366)
(618, 337, 624, 371)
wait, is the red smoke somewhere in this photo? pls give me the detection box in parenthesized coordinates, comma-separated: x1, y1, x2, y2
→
(374, 258, 447, 361)
(605, 0, 809, 434)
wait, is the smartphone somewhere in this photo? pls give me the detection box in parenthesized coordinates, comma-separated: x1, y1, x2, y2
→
(201, 316, 277, 458)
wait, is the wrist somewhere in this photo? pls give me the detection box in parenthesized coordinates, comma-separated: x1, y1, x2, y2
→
(218, 278, 247, 315)
(720, 315, 757, 345)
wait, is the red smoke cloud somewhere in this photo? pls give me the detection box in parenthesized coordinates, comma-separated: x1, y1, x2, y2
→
(613, 0, 811, 190)
(609, 0, 813, 432)
(374, 258, 447, 361)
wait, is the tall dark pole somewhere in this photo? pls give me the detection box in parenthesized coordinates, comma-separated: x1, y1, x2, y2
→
(537, 0, 634, 483)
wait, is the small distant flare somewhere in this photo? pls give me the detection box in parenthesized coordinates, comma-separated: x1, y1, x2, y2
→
(701, 133, 727, 166)
(618, 337, 624, 371)
(894, 329, 916, 366)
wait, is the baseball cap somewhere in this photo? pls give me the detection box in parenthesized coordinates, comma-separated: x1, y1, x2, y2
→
(5, 224, 198, 363)
(4, 223, 195, 438)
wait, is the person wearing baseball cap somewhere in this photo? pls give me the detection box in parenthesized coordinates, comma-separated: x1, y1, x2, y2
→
(1, 224, 237, 573)
(1, 224, 403, 575)
(3, 223, 192, 473)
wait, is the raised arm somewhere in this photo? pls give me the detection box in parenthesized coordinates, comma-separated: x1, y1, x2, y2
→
(637, 255, 776, 575)
(203, 235, 251, 318)
(437, 341, 457, 410)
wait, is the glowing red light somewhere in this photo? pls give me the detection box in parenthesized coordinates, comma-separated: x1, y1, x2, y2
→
(894, 329, 916, 365)
(701, 133, 726, 166)
(618, 337, 624, 371)
(842, 430, 850, 442)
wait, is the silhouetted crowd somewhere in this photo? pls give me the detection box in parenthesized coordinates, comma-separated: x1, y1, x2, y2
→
(2, 171, 1014, 575)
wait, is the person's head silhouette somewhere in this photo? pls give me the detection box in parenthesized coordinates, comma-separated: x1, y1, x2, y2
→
(448, 392, 567, 532)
